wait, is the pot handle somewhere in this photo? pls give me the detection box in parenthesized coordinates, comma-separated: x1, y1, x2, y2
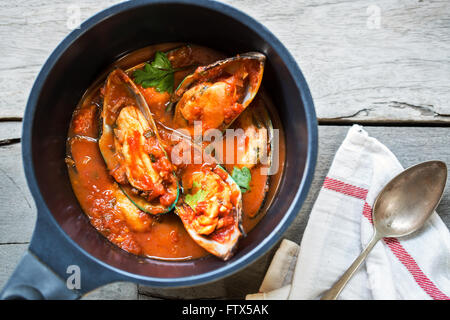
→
(0, 250, 81, 300)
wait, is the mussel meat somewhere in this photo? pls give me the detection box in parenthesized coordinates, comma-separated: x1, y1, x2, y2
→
(172, 52, 265, 135)
(172, 137, 244, 261)
(98, 69, 179, 215)
(209, 97, 273, 170)
(176, 164, 244, 261)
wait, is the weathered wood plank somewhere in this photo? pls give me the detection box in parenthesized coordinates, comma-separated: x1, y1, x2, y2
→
(218, 0, 450, 123)
(1, 0, 450, 123)
(0, 143, 36, 243)
(0, 244, 28, 289)
(0, 0, 123, 120)
(0, 121, 21, 145)
(82, 282, 138, 300)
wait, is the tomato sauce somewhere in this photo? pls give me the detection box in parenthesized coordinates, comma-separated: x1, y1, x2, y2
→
(66, 43, 282, 260)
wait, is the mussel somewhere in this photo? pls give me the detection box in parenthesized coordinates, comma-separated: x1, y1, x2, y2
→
(209, 97, 274, 171)
(175, 156, 244, 261)
(98, 69, 179, 215)
(172, 52, 265, 135)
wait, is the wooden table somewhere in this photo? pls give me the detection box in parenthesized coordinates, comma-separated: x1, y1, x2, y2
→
(1, 0, 449, 300)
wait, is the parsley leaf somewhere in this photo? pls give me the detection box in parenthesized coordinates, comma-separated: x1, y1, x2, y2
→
(184, 181, 208, 209)
(152, 51, 172, 70)
(133, 51, 175, 93)
(231, 166, 252, 193)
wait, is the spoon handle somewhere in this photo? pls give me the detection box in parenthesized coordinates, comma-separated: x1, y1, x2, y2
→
(321, 232, 382, 300)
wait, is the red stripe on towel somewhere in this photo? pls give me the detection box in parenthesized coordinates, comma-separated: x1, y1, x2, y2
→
(362, 202, 373, 224)
(323, 177, 449, 300)
(383, 237, 450, 300)
(323, 177, 368, 200)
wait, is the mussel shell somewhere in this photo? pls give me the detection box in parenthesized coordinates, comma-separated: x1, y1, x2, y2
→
(172, 52, 266, 133)
(221, 98, 275, 220)
(175, 163, 244, 261)
(98, 68, 179, 215)
(219, 96, 274, 170)
(172, 136, 245, 260)
(241, 98, 274, 219)
(172, 52, 265, 101)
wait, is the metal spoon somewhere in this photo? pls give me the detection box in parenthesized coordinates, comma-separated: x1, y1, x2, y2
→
(321, 160, 447, 300)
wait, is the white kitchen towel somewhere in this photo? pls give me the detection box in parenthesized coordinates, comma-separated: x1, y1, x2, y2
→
(246, 125, 450, 300)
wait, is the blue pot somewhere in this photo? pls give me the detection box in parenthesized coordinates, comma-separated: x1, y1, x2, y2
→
(1, 0, 317, 299)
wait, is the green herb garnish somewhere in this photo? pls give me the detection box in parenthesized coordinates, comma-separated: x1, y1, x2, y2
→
(133, 51, 176, 93)
(231, 166, 252, 193)
(184, 181, 208, 209)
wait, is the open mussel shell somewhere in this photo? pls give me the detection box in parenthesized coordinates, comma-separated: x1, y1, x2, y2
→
(172, 52, 266, 134)
(212, 96, 274, 171)
(98, 68, 179, 215)
(243, 98, 274, 169)
(175, 166, 244, 261)
(236, 99, 274, 220)
(172, 137, 244, 261)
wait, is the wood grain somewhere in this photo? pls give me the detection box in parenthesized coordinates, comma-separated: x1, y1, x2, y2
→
(218, 0, 450, 123)
(0, 244, 28, 289)
(1, 0, 450, 123)
(82, 282, 138, 300)
(0, 143, 36, 243)
(0, 121, 21, 146)
(0, 0, 123, 120)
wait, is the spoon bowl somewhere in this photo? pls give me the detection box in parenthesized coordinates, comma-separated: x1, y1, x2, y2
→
(374, 161, 447, 238)
(322, 160, 447, 300)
